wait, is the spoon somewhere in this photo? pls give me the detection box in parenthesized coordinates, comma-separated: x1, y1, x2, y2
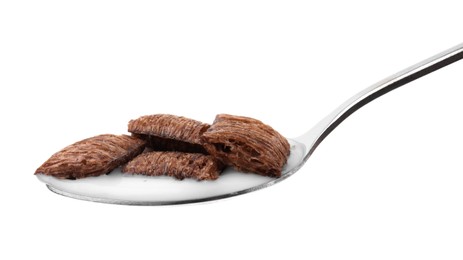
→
(37, 43, 463, 205)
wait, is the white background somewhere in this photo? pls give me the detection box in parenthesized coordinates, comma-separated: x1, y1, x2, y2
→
(1, 1, 463, 259)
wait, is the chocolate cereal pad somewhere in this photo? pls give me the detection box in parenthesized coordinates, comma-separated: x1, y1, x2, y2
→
(201, 114, 290, 177)
(35, 134, 146, 179)
(128, 114, 210, 154)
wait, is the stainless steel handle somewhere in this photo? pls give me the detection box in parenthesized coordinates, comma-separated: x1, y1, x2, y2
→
(296, 43, 463, 163)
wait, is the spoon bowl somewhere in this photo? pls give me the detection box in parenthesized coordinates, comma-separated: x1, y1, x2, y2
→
(37, 139, 306, 205)
(37, 43, 463, 205)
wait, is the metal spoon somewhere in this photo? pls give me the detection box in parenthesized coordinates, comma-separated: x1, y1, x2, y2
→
(37, 43, 463, 205)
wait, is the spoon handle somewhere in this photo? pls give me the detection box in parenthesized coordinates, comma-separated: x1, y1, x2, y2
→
(296, 43, 463, 160)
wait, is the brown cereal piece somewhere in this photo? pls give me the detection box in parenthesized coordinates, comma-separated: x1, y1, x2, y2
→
(122, 151, 224, 181)
(35, 134, 146, 179)
(201, 114, 290, 177)
(128, 114, 210, 153)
